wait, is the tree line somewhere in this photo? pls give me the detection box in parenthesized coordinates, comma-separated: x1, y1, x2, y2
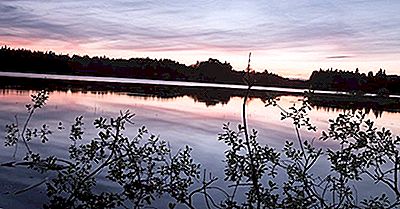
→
(2, 46, 400, 95)
(309, 68, 400, 95)
(0, 46, 305, 88)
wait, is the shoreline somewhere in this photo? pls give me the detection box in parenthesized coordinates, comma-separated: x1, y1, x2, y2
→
(1, 72, 400, 114)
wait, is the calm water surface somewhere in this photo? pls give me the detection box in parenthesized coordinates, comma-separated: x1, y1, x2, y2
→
(0, 89, 399, 208)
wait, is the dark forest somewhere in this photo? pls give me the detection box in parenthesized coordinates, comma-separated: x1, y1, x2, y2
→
(1, 46, 400, 95)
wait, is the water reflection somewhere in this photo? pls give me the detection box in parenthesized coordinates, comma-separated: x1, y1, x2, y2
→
(1, 88, 399, 142)
(2, 79, 400, 118)
(313, 106, 385, 118)
(1, 88, 400, 208)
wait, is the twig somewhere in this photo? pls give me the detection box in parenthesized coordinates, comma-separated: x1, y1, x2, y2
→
(13, 114, 19, 158)
(20, 110, 34, 154)
(241, 52, 261, 209)
(4, 177, 49, 195)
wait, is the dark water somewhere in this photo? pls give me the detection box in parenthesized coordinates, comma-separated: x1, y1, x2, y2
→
(0, 88, 399, 208)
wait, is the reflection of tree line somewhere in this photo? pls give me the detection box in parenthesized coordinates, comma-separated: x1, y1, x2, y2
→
(313, 106, 384, 118)
(306, 93, 400, 118)
(311, 102, 388, 118)
(1, 76, 400, 117)
(0, 76, 284, 106)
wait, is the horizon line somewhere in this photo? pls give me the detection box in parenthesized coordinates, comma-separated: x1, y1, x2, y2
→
(1, 45, 392, 80)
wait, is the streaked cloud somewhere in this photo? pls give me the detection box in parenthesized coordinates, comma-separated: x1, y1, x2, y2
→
(326, 56, 352, 59)
(1, 0, 400, 78)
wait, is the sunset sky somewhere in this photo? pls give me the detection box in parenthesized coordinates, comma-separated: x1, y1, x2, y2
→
(1, 0, 400, 78)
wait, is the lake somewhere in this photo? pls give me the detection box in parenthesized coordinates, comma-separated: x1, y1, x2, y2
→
(0, 77, 400, 208)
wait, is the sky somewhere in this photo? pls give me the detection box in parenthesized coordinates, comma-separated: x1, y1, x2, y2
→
(1, 0, 400, 79)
